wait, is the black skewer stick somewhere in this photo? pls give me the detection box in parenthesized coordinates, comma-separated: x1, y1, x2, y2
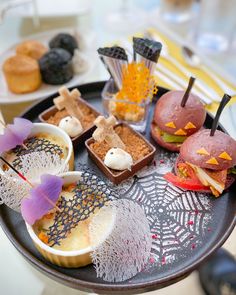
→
(181, 76, 196, 107)
(133, 50, 137, 62)
(210, 94, 231, 136)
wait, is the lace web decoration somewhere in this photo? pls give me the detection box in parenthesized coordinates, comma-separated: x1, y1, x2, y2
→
(19, 151, 68, 183)
(89, 199, 152, 282)
(0, 151, 68, 211)
(0, 174, 29, 211)
(11, 137, 63, 169)
(47, 171, 117, 247)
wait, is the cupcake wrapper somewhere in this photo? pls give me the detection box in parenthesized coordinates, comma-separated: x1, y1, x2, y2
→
(102, 56, 127, 90)
(135, 52, 157, 76)
(98, 47, 128, 90)
(133, 38, 162, 76)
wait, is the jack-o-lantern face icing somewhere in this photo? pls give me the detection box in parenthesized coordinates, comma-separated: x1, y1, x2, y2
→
(206, 157, 219, 165)
(153, 90, 206, 137)
(184, 122, 196, 130)
(174, 129, 187, 136)
(165, 121, 176, 129)
(180, 129, 236, 171)
(219, 151, 232, 161)
(196, 148, 209, 156)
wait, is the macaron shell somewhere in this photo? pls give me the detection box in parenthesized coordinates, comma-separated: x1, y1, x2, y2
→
(153, 90, 206, 136)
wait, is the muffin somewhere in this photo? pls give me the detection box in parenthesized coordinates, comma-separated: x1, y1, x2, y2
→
(49, 33, 78, 56)
(16, 40, 48, 60)
(3, 55, 42, 94)
(39, 48, 73, 85)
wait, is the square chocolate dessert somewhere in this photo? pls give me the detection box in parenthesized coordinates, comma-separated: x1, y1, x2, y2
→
(39, 86, 101, 146)
(85, 119, 156, 184)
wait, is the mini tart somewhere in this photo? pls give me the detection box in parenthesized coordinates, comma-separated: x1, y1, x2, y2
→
(26, 171, 115, 268)
(3, 55, 42, 94)
(16, 40, 48, 60)
(0, 123, 74, 172)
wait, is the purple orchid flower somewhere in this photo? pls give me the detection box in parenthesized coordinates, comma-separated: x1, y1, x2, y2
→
(0, 118, 33, 153)
(21, 174, 63, 225)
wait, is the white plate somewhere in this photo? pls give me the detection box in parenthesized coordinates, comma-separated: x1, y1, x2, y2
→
(0, 28, 95, 104)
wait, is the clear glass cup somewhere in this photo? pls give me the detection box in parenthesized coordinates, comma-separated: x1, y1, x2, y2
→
(102, 79, 151, 133)
(104, 0, 146, 33)
(160, 0, 195, 23)
(0, 0, 39, 26)
(193, 0, 236, 52)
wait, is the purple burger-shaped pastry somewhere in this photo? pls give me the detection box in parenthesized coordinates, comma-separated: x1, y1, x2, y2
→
(151, 77, 206, 152)
(164, 94, 236, 197)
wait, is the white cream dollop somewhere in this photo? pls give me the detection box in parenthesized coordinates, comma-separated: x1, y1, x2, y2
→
(59, 116, 83, 137)
(104, 148, 133, 171)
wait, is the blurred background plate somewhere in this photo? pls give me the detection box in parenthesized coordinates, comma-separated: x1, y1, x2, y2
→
(3, 0, 91, 18)
(0, 27, 95, 104)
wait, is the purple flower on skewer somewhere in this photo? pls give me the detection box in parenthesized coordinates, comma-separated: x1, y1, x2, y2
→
(0, 118, 33, 153)
(21, 174, 63, 225)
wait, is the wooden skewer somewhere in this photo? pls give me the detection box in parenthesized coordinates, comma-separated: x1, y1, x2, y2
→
(0, 108, 5, 134)
(0, 156, 61, 212)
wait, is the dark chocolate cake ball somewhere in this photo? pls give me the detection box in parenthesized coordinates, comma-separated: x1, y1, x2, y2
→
(49, 33, 78, 56)
(39, 48, 73, 85)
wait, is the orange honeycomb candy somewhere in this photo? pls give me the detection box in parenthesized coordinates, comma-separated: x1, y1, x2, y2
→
(114, 62, 158, 120)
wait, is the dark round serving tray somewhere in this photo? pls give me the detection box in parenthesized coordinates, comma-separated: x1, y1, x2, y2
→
(0, 81, 235, 294)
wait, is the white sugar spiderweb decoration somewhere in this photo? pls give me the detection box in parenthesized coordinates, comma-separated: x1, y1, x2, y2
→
(0, 175, 29, 211)
(19, 151, 68, 183)
(115, 150, 178, 195)
(89, 199, 152, 282)
(0, 151, 68, 211)
(5, 151, 68, 184)
(115, 152, 212, 266)
(11, 137, 64, 170)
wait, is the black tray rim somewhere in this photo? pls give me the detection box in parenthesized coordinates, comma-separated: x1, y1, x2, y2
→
(0, 80, 235, 294)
